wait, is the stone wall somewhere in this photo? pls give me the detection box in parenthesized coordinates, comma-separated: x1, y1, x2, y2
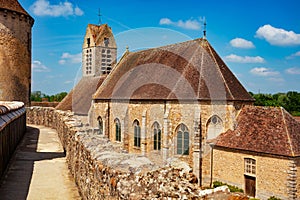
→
(0, 6, 34, 105)
(213, 147, 293, 199)
(0, 101, 26, 177)
(91, 99, 245, 186)
(27, 107, 246, 199)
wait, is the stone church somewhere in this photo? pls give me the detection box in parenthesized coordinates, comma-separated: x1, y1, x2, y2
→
(58, 23, 300, 199)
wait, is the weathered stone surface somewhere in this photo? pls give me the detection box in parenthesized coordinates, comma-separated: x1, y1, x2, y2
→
(26, 107, 247, 199)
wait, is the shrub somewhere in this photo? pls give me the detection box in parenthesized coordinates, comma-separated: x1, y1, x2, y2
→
(268, 196, 281, 200)
(212, 181, 243, 193)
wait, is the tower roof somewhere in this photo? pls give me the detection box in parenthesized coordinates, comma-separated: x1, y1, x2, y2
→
(93, 38, 254, 102)
(0, 0, 31, 17)
(83, 24, 116, 48)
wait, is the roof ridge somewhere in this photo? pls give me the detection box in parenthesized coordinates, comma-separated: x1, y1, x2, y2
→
(281, 107, 295, 156)
(205, 41, 234, 100)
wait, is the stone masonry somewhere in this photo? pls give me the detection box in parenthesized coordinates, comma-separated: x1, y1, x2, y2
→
(26, 107, 248, 200)
(0, 1, 34, 105)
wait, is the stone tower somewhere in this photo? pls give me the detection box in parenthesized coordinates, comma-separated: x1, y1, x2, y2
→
(82, 24, 117, 77)
(0, 0, 34, 105)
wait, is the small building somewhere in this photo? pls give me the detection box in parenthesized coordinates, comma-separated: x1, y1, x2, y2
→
(213, 106, 300, 199)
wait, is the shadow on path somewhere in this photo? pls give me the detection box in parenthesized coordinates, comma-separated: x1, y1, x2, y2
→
(0, 126, 67, 200)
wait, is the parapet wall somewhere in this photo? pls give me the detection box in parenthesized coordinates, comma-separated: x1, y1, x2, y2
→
(0, 101, 26, 177)
(26, 107, 244, 199)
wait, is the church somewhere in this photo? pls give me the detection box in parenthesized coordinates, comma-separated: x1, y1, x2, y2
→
(57, 23, 300, 199)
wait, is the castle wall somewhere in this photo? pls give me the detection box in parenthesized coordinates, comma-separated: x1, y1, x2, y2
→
(0, 8, 34, 105)
(26, 106, 236, 199)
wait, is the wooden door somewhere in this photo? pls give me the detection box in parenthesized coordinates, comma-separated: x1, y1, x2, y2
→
(245, 175, 256, 197)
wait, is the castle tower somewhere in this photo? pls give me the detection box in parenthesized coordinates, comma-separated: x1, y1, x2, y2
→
(82, 24, 117, 77)
(0, 0, 34, 105)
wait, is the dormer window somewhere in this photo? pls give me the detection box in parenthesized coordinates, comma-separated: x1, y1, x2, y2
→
(104, 38, 109, 47)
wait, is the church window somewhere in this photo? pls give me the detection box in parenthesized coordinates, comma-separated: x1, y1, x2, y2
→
(107, 55, 111, 58)
(207, 115, 223, 140)
(115, 118, 121, 142)
(98, 116, 103, 134)
(176, 124, 189, 155)
(86, 50, 88, 53)
(133, 120, 141, 147)
(152, 122, 161, 150)
(107, 49, 111, 54)
(245, 158, 256, 175)
(102, 49, 106, 53)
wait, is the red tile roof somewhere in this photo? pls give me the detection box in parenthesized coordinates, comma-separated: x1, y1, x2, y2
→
(215, 106, 300, 157)
(0, 0, 31, 17)
(93, 38, 254, 102)
(56, 76, 106, 115)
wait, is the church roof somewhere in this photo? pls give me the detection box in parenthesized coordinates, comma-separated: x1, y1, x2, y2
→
(0, 0, 31, 17)
(93, 38, 254, 101)
(56, 76, 106, 115)
(215, 106, 300, 157)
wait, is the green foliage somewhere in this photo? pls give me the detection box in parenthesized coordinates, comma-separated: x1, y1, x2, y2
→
(250, 91, 300, 116)
(268, 196, 281, 200)
(249, 198, 260, 200)
(212, 181, 244, 193)
(31, 91, 67, 102)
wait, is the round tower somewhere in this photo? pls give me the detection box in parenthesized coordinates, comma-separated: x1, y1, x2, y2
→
(0, 0, 34, 105)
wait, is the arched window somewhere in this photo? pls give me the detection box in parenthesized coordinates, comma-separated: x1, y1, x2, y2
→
(152, 122, 161, 150)
(133, 120, 141, 147)
(115, 118, 121, 142)
(97, 116, 103, 135)
(176, 124, 189, 155)
(207, 115, 223, 140)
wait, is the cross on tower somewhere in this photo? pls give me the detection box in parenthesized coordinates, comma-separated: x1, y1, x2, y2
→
(98, 8, 102, 25)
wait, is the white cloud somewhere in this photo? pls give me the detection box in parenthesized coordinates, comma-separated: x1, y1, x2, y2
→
(230, 38, 255, 49)
(285, 67, 300, 75)
(159, 18, 201, 30)
(250, 67, 280, 77)
(32, 60, 50, 72)
(59, 52, 81, 65)
(255, 24, 300, 46)
(64, 80, 72, 84)
(225, 54, 265, 63)
(30, 0, 84, 17)
(286, 51, 300, 59)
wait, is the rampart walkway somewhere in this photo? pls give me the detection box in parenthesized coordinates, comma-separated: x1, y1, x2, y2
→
(0, 125, 81, 200)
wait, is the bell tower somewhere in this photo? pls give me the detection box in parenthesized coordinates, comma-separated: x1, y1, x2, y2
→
(82, 24, 117, 77)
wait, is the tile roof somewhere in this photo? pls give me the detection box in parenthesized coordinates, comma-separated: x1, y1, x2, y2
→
(93, 38, 254, 102)
(0, 0, 31, 17)
(85, 24, 116, 47)
(215, 106, 300, 157)
(56, 76, 106, 115)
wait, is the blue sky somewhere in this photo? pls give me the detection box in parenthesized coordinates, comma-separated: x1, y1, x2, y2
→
(19, 0, 300, 95)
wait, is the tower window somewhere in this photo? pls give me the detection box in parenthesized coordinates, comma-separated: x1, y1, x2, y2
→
(153, 122, 161, 150)
(87, 38, 90, 47)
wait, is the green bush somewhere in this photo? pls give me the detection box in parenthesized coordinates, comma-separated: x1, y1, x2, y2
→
(212, 181, 243, 193)
(268, 196, 281, 200)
